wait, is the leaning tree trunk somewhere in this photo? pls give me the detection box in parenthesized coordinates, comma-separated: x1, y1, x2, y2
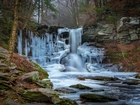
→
(6, 0, 19, 65)
(22, 0, 38, 29)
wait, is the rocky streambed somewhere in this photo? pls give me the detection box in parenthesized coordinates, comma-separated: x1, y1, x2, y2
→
(1, 46, 140, 105)
(45, 66, 140, 105)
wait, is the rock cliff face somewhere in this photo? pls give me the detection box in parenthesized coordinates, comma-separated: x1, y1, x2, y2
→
(83, 17, 140, 72)
(83, 17, 140, 45)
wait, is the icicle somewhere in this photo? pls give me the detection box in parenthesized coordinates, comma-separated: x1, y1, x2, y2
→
(17, 30, 22, 55)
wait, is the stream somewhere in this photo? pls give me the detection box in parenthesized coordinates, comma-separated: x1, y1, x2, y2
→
(17, 28, 140, 105)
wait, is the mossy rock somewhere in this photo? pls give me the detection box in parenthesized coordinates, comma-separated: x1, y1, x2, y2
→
(56, 98, 78, 105)
(36, 79, 53, 89)
(33, 62, 48, 79)
(86, 76, 119, 81)
(80, 93, 118, 102)
(21, 71, 39, 83)
(55, 87, 76, 93)
(70, 84, 92, 90)
(21, 91, 52, 103)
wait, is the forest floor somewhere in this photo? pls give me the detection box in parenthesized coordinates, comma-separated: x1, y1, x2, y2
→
(104, 40, 140, 72)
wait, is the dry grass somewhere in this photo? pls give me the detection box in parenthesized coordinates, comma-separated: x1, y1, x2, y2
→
(104, 40, 140, 72)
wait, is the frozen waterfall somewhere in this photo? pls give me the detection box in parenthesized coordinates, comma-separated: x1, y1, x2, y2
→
(17, 27, 108, 72)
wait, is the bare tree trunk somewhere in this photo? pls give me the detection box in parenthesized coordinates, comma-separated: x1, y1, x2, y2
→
(6, 0, 19, 65)
(75, 0, 79, 27)
(38, 0, 40, 24)
(22, 0, 38, 29)
(41, 0, 44, 24)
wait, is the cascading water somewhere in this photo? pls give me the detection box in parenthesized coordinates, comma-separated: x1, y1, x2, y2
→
(17, 27, 91, 71)
(17, 27, 139, 105)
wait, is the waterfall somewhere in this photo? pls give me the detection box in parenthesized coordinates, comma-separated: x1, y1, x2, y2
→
(69, 28, 82, 53)
(17, 27, 106, 72)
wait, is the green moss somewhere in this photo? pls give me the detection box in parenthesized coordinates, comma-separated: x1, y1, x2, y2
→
(112, 58, 119, 63)
(22, 91, 50, 102)
(132, 59, 138, 63)
(0, 75, 10, 81)
(0, 34, 9, 49)
(18, 65, 26, 72)
(0, 83, 10, 90)
(57, 98, 78, 105)
(70, 84, 92, 90)
(123, 53, 129, 58)
(33, 62, 48, 78)
(136, 47, 140, 51)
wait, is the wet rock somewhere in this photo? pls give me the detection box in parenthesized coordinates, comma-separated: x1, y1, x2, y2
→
(135, 73, 140, 79)
(56, 98, 78, 105)
(21, 89, 52, 103)
(55, 87, 76, 93)
(123, 79, 140, 85)
(77, 77, 85, 80)
(60, 32, 69, 38)
(108, 83, 137, 89)
(85, 76, 119, 81)
(28, 88, 77, 105)
(21, 71, 39, 83)
(80, 93, 118, 102)
(91, 89, 104, 92)
(36, 79, 53, 88)
(70, 84, 92, 90)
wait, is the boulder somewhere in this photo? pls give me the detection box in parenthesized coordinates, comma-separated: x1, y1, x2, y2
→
(123, 79, 140, 85)
(80, 93, 118, 102)
(56, 98, 78, 105)
(28, 88, 78, 105)
(36, 79, 53, 88)
(85, 76, 119, 81)
(21, 88, 53, 103)
(21, 71, 39, 82)
(70, 84, 92, 90)
(55, 87, 76, 93)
